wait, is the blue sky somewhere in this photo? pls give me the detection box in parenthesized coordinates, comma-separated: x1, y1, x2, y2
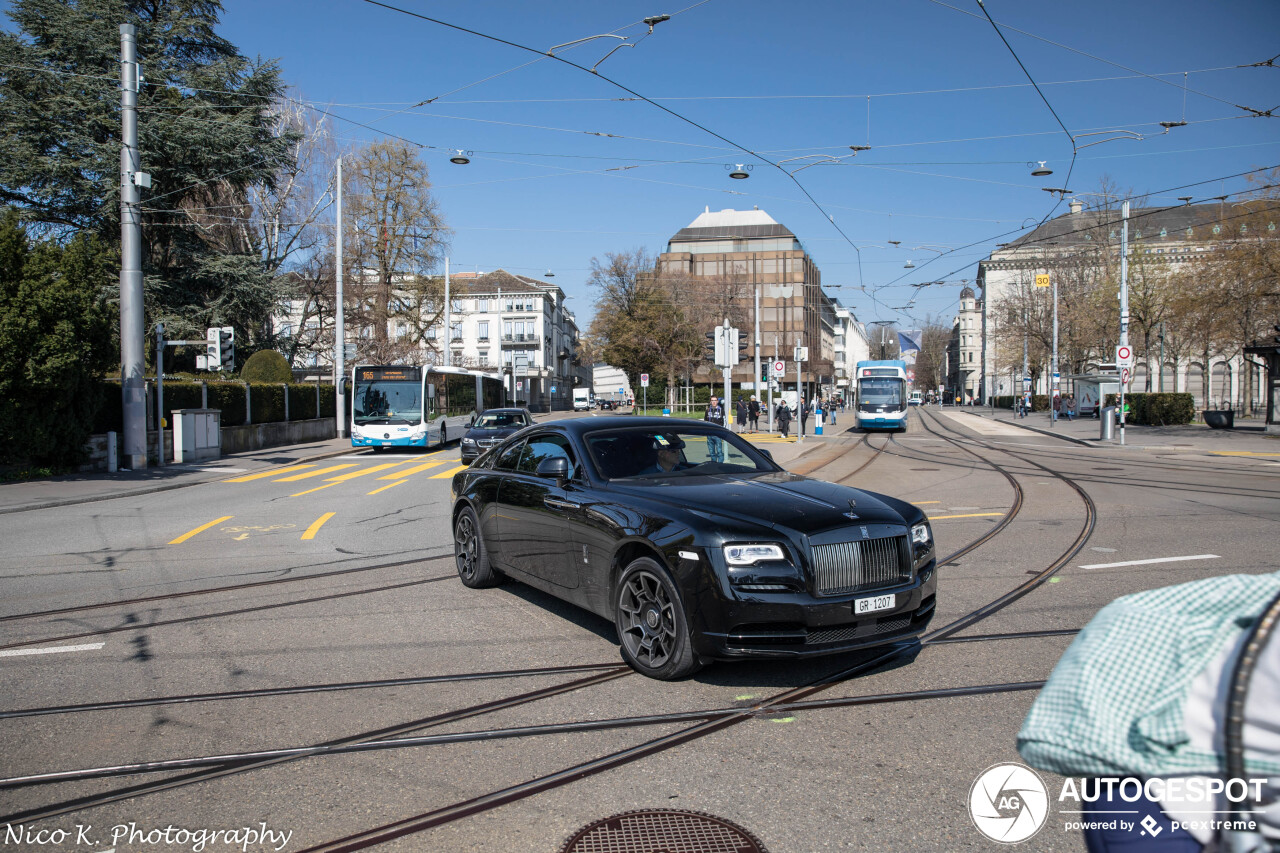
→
(26, 1, 1280, 330)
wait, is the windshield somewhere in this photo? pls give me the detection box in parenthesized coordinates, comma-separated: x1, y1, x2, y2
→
(586, 427, 773, 480)
(858, 378, 904, 409)
(353, 380, 423, 425)
(474, 412, 527, 429)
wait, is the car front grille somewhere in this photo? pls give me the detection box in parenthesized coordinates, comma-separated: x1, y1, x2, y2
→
(811, 535, 911, 596)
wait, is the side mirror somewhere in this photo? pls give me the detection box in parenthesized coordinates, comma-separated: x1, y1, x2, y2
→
(535, 456, 570, 479)
(758, 448, 774, 462)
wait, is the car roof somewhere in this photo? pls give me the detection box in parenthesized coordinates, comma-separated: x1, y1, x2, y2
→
(479, 407, 530, 415)
(544, 416, 728, 437)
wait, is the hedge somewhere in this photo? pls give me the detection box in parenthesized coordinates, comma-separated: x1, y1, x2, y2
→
(92, 379, 337, 433)
(1103, 392, 1194, 425)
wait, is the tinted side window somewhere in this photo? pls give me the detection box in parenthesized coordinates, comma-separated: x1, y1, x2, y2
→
(494, 439, 527, 471)
(516, 434, 576, 479)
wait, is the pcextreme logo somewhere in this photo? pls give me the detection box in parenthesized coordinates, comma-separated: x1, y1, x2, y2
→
(968, 762, 1050, 844)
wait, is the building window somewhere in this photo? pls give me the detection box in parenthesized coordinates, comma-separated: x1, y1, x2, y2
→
(477, 320, 489, 340)
(478, 351, 489, 366)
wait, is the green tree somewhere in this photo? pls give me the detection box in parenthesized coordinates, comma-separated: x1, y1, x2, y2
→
(0, 0, 297, 350)
(0, 209, 115, 467)
(240, 349, 293, 383)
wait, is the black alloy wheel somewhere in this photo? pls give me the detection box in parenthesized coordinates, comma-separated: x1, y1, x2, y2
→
(614, 558, 701, 680)
(454, 507, 497, 588)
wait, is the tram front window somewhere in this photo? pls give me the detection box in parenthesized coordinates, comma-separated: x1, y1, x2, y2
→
(858, 379, 903, 410)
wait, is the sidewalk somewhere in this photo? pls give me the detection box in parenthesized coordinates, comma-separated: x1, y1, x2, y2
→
(0, 437, 357, 515)
(938, 405, 1279, 452)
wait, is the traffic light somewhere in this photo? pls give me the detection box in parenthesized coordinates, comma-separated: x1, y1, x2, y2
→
(206, 327, 221, 370)
(218, 326, 234, 371)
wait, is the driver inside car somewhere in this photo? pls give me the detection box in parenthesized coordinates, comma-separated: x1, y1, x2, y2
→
(638, 434, 690, 475)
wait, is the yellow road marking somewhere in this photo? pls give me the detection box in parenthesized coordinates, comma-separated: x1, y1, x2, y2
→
(323, 463, 404, 482)
(290, 483, 340, 497)
(169, 516, 234, 545)
(301, 512, 336, 540)
(225, 465, 315, 482)
(274, 464, 359, 482)
(1210, 451, 1280, 457)
(380, 460, 445, 478)
(368, 479, 408, 495)
(927, 512, 1007, 520)
(430, 464, 470, 479)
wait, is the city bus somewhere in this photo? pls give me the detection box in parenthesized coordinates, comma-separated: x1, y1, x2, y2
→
(855, 360, 909, 431)
(350, 365, 504, 450)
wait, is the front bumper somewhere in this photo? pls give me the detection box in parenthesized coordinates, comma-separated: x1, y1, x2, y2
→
(689, 562, 937, 661)
(352, 434, 424, 447)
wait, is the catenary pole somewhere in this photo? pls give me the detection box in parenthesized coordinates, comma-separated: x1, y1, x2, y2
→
(1120, 200, 1130, 445)
(335, 157, 347, 438)
(119, 24, 146, 470)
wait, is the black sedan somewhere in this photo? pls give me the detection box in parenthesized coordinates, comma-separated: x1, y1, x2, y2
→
(459, 408, 534, 463)
(450, 417, 936, 680)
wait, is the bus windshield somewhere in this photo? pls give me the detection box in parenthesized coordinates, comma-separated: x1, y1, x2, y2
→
(353, 380, 423, 425)
(858, 379, 903, 409)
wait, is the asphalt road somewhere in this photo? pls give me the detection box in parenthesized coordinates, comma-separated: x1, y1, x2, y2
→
(1, 411, 1277, 853)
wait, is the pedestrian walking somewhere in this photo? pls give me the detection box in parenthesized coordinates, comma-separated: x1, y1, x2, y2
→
(827, 396, 837, 426)
(776, 401, 792, 438)
(735, 398, 747, 433)
(1065, 394, 1076, 421)
(748, 396, 761, 432)
(798, 396, 809, 436)
(1052, 394, 1062, 421)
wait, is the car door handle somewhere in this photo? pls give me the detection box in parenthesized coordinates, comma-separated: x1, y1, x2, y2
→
(543, 497, 581, 511)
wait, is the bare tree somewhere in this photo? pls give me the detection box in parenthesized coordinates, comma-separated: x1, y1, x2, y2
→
(342, 140, 451, 364)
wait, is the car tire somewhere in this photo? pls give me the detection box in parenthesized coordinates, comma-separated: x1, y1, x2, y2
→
(614, 557, 702, 680)
(454, 507, 498, 588)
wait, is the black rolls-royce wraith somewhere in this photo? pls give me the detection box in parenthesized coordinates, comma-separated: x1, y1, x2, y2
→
(450, 417, 936, 680)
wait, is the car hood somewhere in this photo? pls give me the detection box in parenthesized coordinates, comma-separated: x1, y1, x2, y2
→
(606, 472, 905, 533)
(466, 426, 521, 438)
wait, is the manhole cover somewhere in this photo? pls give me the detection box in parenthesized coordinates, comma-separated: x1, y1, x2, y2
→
(560, 809, 769, 853)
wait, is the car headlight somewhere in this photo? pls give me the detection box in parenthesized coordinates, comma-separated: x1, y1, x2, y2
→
(911, 521, 934, 569)
(461, 437, 475, 445)
(911, 522, 932, 547)
(724, 543, 787, 566)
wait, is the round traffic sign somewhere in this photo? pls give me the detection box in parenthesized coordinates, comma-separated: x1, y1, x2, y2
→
(771, 360, 785, 376)
(1117, 345, 1132, 362)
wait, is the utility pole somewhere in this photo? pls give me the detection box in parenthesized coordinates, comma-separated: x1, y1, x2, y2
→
(1119, 200, 1130, 445)
(444, 257, 451, 367)
(119, 24, 146, 470)
(335, 157, 347, 438)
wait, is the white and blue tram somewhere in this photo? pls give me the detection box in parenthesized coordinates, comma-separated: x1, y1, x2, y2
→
(855, 360, 909, 431)
(350, 365, 504, 450)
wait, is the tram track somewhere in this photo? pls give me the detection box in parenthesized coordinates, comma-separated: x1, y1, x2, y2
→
(285, 408, 1100, 852)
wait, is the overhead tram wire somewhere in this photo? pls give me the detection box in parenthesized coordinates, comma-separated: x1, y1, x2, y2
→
(931, 0, 1280, 119)
(360, 0, 868, 291)
(974, 0, 1078, 236)
(868, 169, 1280, 302)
